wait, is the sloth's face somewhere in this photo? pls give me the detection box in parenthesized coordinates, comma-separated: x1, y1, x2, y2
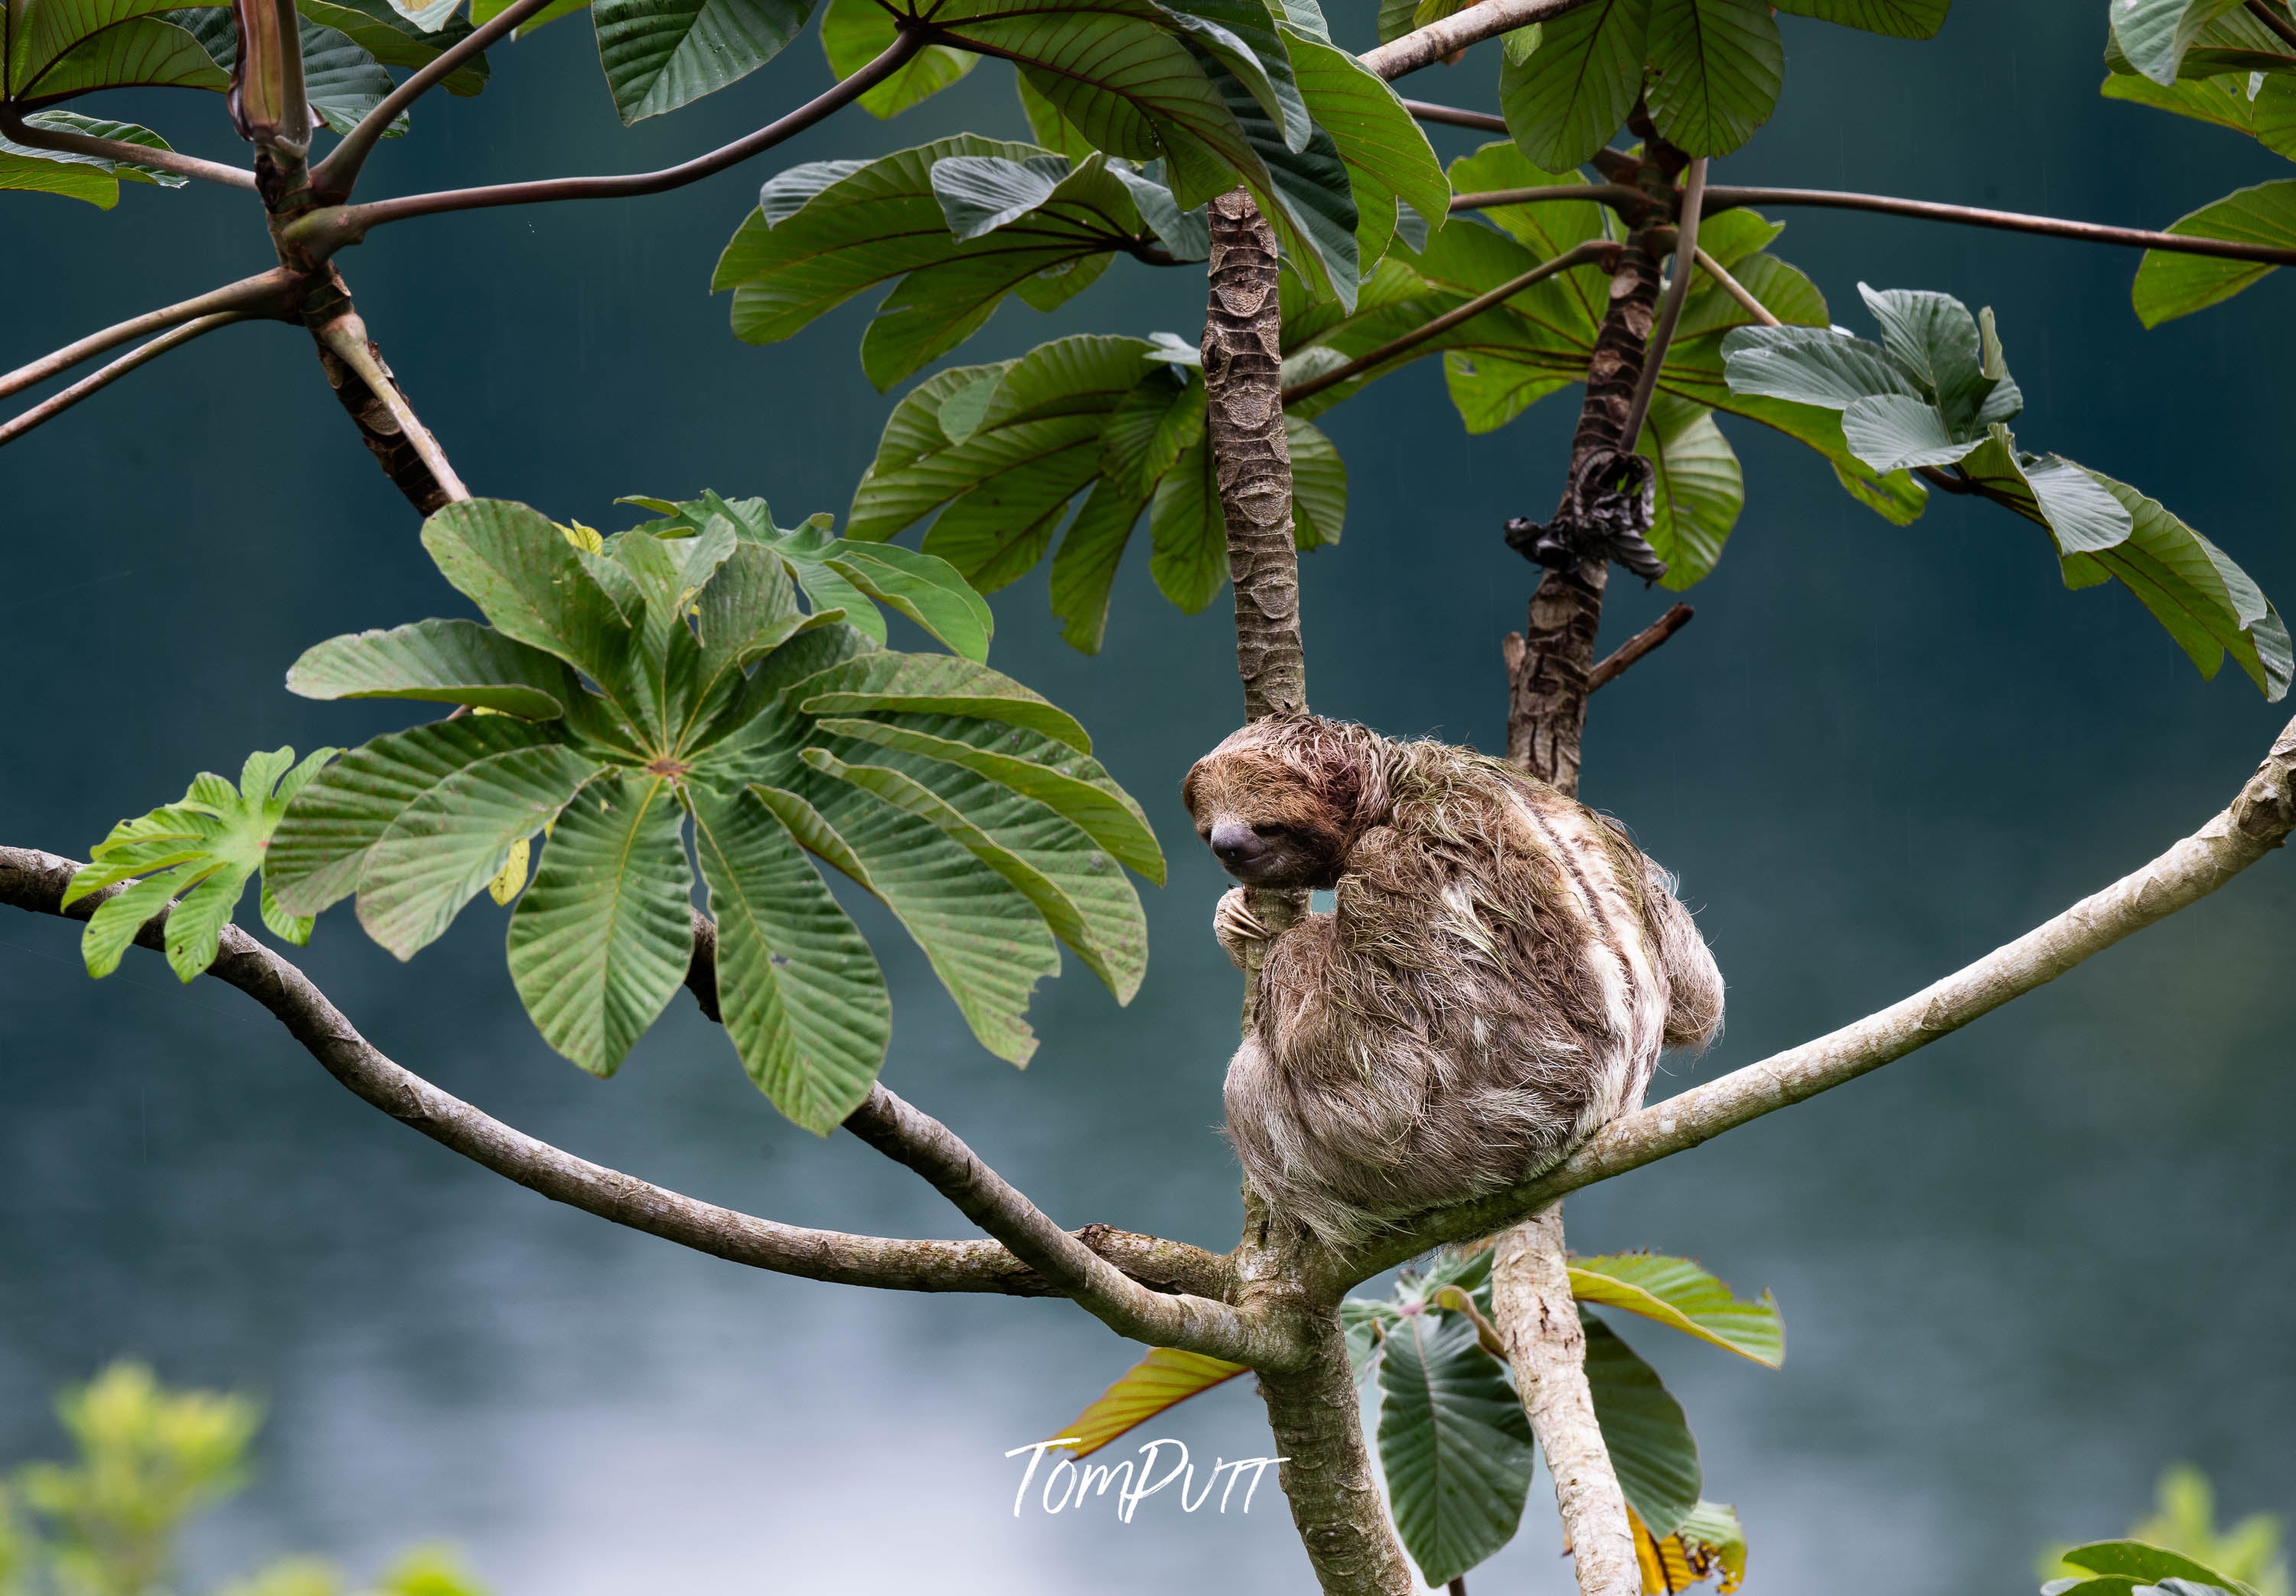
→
(1182, 751, 1348, 890)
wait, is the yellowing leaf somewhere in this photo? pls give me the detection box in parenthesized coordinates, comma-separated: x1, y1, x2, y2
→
(488, 835, 530, 904)
(559, 520, 605, 554)
(1051, 1347, 1247, 1458)
(1568, 1254, 1783, 1368)
(1631, 1500, 1746, 1594)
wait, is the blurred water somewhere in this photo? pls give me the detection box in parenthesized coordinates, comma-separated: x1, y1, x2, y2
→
(3, 2, 2294, 1591)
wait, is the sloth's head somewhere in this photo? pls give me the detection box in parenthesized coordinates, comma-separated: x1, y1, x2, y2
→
(1181, 715, 1395, 889)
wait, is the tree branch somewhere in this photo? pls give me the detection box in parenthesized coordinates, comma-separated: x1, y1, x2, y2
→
(0, 843, 1239, 1304)
(1360, 0, 1602, 80)
(1618, 157, 1705, 453)
(312, 296, 468, 503)
(297, 267, 467, 513)
(1280, 238, 1618, 407)
(1254, 1318, 1417, 1596)
(1493, 1207, 1638, 1596)
(309, 0, 563, 200)
(0, 106, 256, 191)
(1401, 97, 1508, 133)
(1332, 707, 2296, 1288)
(1587, 601, 1692, 691)
(843, 1085, 1293, 1366)
(1451, 183, 1647, 214)
(0, 268, 302, 402)
(0, 314, 256, 446)
(286, 31, 927, 257)
(1690, 244, 1771, 326)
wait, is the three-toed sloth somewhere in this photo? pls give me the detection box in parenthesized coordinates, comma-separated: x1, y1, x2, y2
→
(1182, 715, 1724, 1251)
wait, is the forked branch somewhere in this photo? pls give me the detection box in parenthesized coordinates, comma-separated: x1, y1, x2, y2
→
(0, 268, 302, 403)
(0, 314, 258, 445)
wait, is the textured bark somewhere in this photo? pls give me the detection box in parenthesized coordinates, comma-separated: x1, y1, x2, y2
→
(298, 268, 466, 513)
(1492, 1207, 1639, 1596)
(1254, 1318, 1417, 1596)
(1503, 565, 1608, 794)
(0, 844, 1239, 1307)
(1332, 705, 2296, 1287)
(1358, 0, 1603, 78)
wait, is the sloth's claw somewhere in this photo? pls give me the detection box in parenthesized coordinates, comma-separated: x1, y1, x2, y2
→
(1214, 888, 1271, 970)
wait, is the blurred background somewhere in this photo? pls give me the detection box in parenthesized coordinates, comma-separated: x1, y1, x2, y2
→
(4, 1, 2294, 1590)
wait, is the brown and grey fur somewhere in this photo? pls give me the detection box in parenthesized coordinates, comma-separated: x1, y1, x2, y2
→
(1182, 715, 1724, 1252)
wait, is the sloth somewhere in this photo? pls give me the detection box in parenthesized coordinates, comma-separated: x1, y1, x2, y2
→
(1182, 715, 1724, 1251)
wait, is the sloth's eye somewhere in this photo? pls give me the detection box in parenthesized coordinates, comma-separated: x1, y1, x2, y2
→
(1251, 822, 1292, 840)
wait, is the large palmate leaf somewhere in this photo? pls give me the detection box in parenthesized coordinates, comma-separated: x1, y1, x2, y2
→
(714, 138, 1181, 389)
(1642, 0, 1782, 157)
(67, 747, 338, 982)
(1722, 288, 2289, 698)
(1569, 1253, 1783, 1366)
(591, 0, 815, 122)
(2131, 180, 2296, 327)
(1377, 1308, 1537, 1588)
(1048, 1347, 1249, 1458)
(1499, 0, 1649, 171)
(1583, 1313, 1702, 1538)
(819, 0, 974, 117)
(1284, 28, 1446, 270)
(272, 494, 1156, 1129)
(12, 14, 226, 102)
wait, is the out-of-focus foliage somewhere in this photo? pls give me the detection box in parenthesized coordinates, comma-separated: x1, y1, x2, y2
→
(2040, 1466, 2288, 1596)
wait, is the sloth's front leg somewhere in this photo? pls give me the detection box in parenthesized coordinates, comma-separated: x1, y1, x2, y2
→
(1212, 887, 1276, 971)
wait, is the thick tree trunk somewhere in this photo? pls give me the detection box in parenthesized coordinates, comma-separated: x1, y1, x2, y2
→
(1492, 1207, 1640, 1596)
(1255, 1316, 1417, 1596)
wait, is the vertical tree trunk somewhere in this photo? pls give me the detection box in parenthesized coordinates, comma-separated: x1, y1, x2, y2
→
(1256, 1317, 1417, 1596)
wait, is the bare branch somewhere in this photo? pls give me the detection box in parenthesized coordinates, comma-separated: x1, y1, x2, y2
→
(0, 314, 255, 445)
(1361, 0, 1602, 80)
(845, 1085, 1295, 1366)
(1332, 708, 2296, 1288)
(0, 268, 302, 402)
(313, 302, 468, 502)
(1587, 601, 1692, 691)
(289, 31, 928, 256)
(0, 843, 1238, 1304)
(1691, 244, 1774, 327)
(1451, 183, 1646, 214)
(1281, 238, 1618, 407)
(310, 0, 563, 200)
(1401, 97, 1507, 133)
(1618, 156, 1706, 451)
(1702, 184, 2296, 268)
(0, 106, 256, 191)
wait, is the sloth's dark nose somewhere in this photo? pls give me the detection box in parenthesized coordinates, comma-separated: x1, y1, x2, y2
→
(1209, 821, 1264, 868)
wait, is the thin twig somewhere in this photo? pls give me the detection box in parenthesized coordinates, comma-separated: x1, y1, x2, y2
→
(1402, 98, 1508, 133)
(313, 311, 469, 502)
(290, 31, 928, 255)
(1619, 157, 1706, 454)
(1587, 602, 1692, 691)
(1361, 0, 1603, 79)
(1281, 238, 1616, 406)
(0, 268, 302, 402)
(0, 844, 1241, 1305)
(310, 0, 563, 200)
(0, 314, 251, 446)
(1332, 706, 2296, 1291)
(1691, 245, 1776, 327)
(1452, 183, 1646, 213)
(0, 106, 256, 191)
(844, 1085, 1293, 1366)
(2245, 0, 2296, 51)
(1702, 184, 2296, 268)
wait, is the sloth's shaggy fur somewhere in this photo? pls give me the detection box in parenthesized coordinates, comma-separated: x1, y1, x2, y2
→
(1183, 715, 1724, 1251)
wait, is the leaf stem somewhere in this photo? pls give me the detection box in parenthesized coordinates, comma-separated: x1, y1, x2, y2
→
(2244, 0, 2296, 51)
(288, 29, 928, 257)
(1618, 156, 1706, 456)
(0, 106, 256, 191)
(0, 268, 302, 401)
(1400, 97, 1507, 133)
(308, 0, 564, 201)
(0, 313, 253, 446)
(1451, 183, 1648, 214)
(1689, 243, 1773, 327)
(1280, 237, 1618, 406)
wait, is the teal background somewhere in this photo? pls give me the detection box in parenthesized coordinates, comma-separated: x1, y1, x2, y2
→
(4, 2, 2295, 1590)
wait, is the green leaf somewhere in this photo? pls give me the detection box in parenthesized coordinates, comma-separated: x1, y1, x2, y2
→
(16, 15, 227, 101)
(1048, 479, 1152, 653)
(1770, 0, 1946, 36)
(70, 746, 338, 981)
(1636, 397, 1742, 591)
(1149, 435, 1225, 611)
(2061, 1542, 2252, 1593)
(285, 619, 576, 718)
(793, 651, 1091, 751)
(1161, 0, 1310, 154)
(757, 773, 1059, 1064)
(591, 0, 816, 123)
(1286, 28, 1446, 271)
(505, 769, 694, 1076)
(1499, 0, 1649, 171)
(269, 717, 557, 916)
(2131, 179, 2296, 327)
(1857, 282, 1996, 435)
(820, 0, 975, 117)
(1841, 392, 1979, 472)
(829, 543, 994, 663)
(470, 0, 589, 36)
(1375, 1308, 1536, 1587)
(686, 780, 889, 1131)
(0, 111, 189, 207)
(1567, 1252, 1782, 1366)
(1193, 42, 1357, 308)
(420, 498, 635, 697)
(1583, 1313, 1702, 1538)
(1643, 0, 1783, 157)
(1286, 414, 1345, 549)
(2100, 67, 2262, 138)
(10, 0, 190, 91)
(1016, 64, 1101, 161)
(298, 0, 491, 93)
(2111, 0, 2249, 85)
(1719, 323, 1923, 408)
